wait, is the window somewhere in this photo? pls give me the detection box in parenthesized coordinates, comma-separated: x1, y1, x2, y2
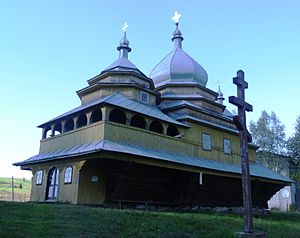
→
(64, 166, 73, 184)
(202, 133, 212, 150)
(36, 170, 43, 185)
(224, 139, 231, 154)
(140, 92, 149, 104)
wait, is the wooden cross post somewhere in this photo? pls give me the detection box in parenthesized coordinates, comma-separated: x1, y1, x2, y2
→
(229, 70, 253, 234)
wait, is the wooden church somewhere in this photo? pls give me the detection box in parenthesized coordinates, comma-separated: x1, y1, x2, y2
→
(14, 17, 291, 208)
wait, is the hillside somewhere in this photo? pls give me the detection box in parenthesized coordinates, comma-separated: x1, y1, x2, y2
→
(0, 202, 299, 238)
(0, 177, 31, 202)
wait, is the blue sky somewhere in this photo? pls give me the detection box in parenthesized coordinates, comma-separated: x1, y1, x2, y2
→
(1, 1, 299, 178)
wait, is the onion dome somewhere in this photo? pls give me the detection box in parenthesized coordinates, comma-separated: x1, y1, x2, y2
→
(150, 18, 208, 88)
(216, 85, 225, 104)
(101, 23, 145, 77)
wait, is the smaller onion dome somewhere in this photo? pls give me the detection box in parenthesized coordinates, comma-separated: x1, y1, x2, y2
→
(117, 31, 131, 58)
(216, 85, 225, 104)
(101, 23, 145, 77)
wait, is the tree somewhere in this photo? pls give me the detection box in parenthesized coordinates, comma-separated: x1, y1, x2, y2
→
(249, 110, 286, 154)
(287, 116, 300, 183)
(287, 116, 300, 161)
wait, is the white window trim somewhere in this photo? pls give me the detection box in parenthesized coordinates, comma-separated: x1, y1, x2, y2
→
(140, 92, 149, 104)
(64, 166, 73, 184)
(202, 133, 212, 150)
(223, 138, 232, 154)
(36, 170, 43, 185)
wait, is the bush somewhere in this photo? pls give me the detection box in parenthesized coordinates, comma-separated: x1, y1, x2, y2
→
(289, 203, 297, 212)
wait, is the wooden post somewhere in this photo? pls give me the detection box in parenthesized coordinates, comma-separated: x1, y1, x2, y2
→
(229, 70, 253, 234)
(12, 176, 15, 202)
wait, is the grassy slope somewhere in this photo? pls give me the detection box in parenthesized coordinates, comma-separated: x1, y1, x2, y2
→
(0, 177, 31, 201)
(0, 202, 299, 238)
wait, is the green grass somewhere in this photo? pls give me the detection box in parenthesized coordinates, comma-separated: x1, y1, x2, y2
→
(0, 202, 299, 238)
(0, 177, 31, 201)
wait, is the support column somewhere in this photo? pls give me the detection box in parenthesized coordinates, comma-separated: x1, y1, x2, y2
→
(145, 119, 150, 130)
(162, 124, 168, 135)
(126, 112, 132, 126)
(50, 124, 55, 137)
(73, 116, 79, 129)
(61, 120, 66, 133)
(86, 112, 92, 125)
(101, 107, 110, 121)
(72, 160, 86, 204)
(42, 128, 46, 139)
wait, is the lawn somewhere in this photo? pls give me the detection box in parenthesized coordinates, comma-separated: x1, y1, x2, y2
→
(0, 202, 299, 238)
(0, 177, 31, 202)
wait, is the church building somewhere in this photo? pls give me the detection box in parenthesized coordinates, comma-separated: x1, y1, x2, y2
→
(14, 17, 291, 208)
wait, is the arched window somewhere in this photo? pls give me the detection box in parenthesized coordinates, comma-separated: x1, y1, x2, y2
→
(149, 120, 163, 134)
(36, 170, 43, 185)
(109, 108, 126, 124)
(130, 115, 146, 129)
(90, 109, 102, 124)
(53, 123, 62, 136)
(46, 167, 59, 200)
(167, 125, 179, 137)
(64, 166, 73, 184)
(77, 114, 87, 128)
(64, 118, 74, 132)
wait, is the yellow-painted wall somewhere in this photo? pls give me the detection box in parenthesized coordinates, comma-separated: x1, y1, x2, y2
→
(77, 161, 106, 205)
(40, 121, 104, 153)
(30, 168, 47, 202)
(80, 85, 157, 106)
(39, 120, 256, 168)
(103, 121, 256, 164)
(27, 160, 85, 204)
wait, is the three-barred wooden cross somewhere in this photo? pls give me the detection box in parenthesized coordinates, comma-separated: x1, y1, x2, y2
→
(229, 70, 254, 234)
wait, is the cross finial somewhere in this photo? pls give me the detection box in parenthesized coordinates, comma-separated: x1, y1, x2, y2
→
(172, 11, 182, 24)
(122, 22, 129, 32)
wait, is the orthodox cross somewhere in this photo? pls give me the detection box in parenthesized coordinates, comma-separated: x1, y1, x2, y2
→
(172, 11, 182, 24)
(122, 22, 129, 32)
(229, 70, 254, 234)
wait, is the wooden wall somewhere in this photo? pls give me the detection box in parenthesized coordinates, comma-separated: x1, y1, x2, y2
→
(98, 159, 283, 208)
(77, 159, 106, 205)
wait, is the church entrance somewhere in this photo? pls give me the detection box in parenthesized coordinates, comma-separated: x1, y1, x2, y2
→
(46, 167, 59, 200)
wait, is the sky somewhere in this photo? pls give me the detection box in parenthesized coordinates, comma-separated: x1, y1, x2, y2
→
(0, 1, 299, 179)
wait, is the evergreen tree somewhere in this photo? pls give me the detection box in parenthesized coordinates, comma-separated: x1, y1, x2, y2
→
(287, 116, 300, 183)
(287, 116, 300, 160)
(249, 110, 286, 154)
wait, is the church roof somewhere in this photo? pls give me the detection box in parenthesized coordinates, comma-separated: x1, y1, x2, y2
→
(101, 56, 146, 77)
(38, 93, 186, 127)
(175, 114, 238, 134)
(159, 100, 229, 121)
(14, 139, 292, 184)
(150, 22, 208, 88)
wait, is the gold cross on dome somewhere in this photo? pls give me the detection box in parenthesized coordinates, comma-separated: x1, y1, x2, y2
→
(172, 11, 182, 24)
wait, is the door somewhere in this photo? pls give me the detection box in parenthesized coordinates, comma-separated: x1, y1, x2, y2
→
(46, 168, 59, 200)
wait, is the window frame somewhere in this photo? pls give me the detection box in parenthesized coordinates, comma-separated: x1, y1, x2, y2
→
(36, 170, 43, 185)
(64, 166, 73, 184)
(223, 138, 232, 154)
(140, 91, 149, 104)
(202, 133, 212, 151)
